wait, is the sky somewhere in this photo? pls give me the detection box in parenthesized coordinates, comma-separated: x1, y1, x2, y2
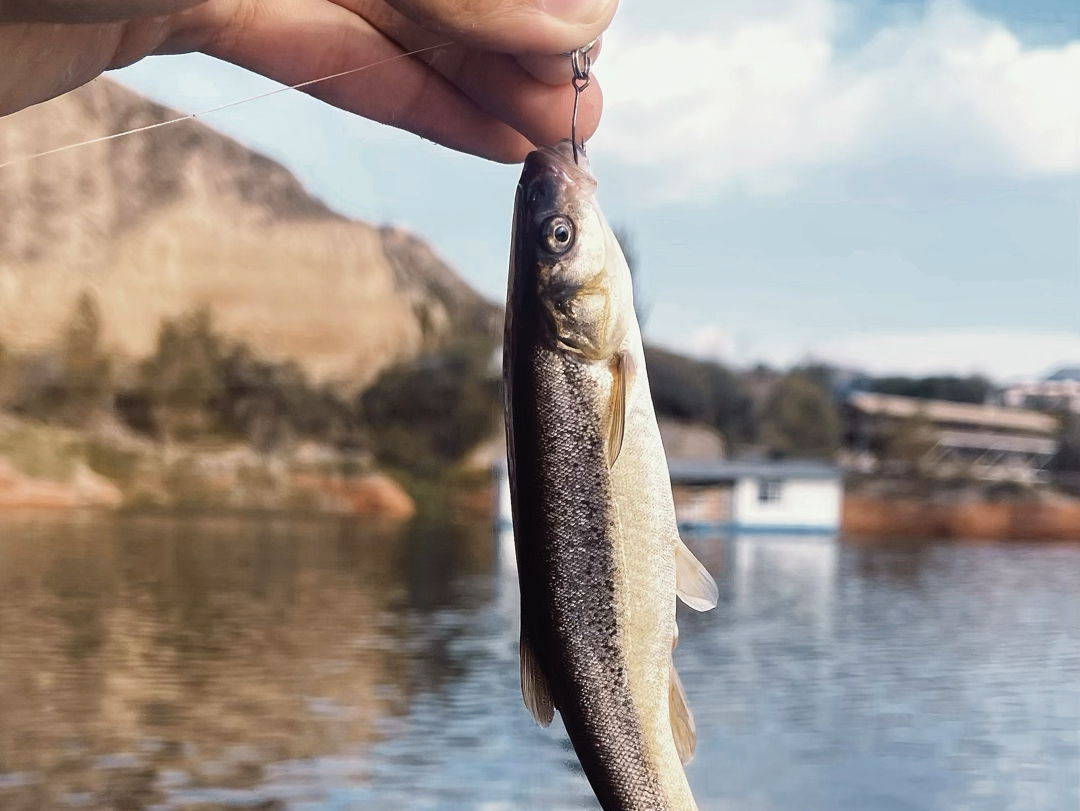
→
(109, 0, 1080, 383)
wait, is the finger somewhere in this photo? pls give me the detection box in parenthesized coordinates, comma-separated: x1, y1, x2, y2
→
(0, 22, 124, 115)
(376, 0, 617, 55)
(181, 0, 534, 161)
(430, 47, 604, 147)
(335, 1, 603, 147)
(515, 35, 602, 85)
(0, 0, 206, 24)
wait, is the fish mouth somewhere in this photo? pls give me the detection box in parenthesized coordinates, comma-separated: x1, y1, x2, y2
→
(524, 140, 597, 195)
(538, 139, 586, 171)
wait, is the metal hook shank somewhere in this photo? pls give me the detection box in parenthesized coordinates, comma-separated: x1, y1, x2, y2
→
(569, 40, 596, 165)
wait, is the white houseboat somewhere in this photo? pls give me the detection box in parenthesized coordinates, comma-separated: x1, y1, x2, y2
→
(494, 457, 843, 539)
(668, 459, 843, 535)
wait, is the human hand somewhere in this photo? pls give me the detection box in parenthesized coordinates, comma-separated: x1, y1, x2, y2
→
(0, 0, 615, 162)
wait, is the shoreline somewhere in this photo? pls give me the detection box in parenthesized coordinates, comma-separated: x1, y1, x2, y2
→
(842, 494, 1080, 542)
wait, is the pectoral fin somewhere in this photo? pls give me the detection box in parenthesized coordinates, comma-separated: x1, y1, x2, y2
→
(520, 631, 554, 727)
(669, 660, 697, 763)
(676, 539, 719, 611)
(606, 350, 635, 468)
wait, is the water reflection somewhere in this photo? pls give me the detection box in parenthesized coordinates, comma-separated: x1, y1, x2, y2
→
(728, 534, 838, 632)
(0, 514, 1076, 810)
(0, 513, 420, 809)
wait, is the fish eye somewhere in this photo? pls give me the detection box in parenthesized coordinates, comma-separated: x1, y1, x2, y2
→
(540, 215, 575, 255)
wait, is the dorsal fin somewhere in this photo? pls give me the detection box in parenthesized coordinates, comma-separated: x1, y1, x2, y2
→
(676, 539, 718, 611)
(520, 631, 554, 727)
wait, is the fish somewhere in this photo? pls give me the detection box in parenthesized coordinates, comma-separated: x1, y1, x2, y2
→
(502, 139, 719, 811)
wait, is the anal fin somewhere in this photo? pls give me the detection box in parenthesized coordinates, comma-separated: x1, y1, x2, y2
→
(669, 660, 697, 764)
(676, 538, 719, 611)
(520, 631, 554, 727)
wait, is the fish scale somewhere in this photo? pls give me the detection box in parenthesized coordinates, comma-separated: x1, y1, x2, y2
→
(530, 350, 665, 809)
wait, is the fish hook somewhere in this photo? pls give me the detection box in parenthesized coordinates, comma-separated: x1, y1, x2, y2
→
(568, 39, 597, 165)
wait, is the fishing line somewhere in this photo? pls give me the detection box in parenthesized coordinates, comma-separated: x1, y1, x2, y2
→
(0, 42, 452, 171)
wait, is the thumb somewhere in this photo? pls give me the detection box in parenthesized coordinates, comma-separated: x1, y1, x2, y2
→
(380, 0, 617, 56)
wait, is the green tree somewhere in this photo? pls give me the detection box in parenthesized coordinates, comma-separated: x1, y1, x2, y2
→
(794, 363, 846, 398)
(758, 372, 840, 459)
(880, 408, 938, 476)
(359, 337, 500, 475)
(867, 375, 992, 405)
(215, 344, 357, 452)
(120, 306, 362, 451)
(0, 339, 12, 408)
(58, 291, 113, 422)
(644, 346, 755, 446)
(14, 291, 113, 425)
(139, 307, 223, 441)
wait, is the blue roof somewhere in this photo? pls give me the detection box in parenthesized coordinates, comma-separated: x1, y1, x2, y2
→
(668, 459, 842, 484)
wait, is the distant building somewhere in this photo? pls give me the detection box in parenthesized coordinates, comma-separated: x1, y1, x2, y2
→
(669, 459, 843, 535)
(1003, 368, 1080, 414)
(844, 392, 1059, 483)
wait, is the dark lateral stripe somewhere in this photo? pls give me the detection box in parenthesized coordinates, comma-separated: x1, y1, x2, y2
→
(511, 341, 666, 811)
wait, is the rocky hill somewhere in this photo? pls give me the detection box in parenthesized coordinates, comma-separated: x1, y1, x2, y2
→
(0, 79, 500, 389)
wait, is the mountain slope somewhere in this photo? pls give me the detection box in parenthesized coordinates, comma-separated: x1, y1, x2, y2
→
(0, 78, 500, 388)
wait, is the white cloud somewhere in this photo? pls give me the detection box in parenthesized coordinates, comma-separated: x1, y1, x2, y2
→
(806, 329, 1080, 381)
(684, 323, 739, 362)
(594, 0, 1080, 201)
(675, 326, 1080, 382)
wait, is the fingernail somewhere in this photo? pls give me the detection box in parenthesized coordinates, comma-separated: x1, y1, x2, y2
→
(535, 0, 614, 26)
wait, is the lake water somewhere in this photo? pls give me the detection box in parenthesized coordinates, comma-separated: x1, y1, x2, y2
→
(0, 512, 1076, 811)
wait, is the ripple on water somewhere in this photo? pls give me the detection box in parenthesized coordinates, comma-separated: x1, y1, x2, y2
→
(0, 515, 1076, 811)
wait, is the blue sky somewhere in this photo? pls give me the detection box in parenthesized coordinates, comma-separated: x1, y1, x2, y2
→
(110, 0, 1079, 382)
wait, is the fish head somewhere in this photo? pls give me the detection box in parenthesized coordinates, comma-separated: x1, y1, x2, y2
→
(514, 140, 632, 362)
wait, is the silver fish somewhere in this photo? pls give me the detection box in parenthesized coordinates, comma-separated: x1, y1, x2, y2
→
(503, 140, 719, 811)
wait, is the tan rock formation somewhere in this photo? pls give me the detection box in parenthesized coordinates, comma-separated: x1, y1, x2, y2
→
(0, 79, 499, 389)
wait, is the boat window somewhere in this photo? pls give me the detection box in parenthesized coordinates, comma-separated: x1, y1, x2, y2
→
(758, 479, 783, 504)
